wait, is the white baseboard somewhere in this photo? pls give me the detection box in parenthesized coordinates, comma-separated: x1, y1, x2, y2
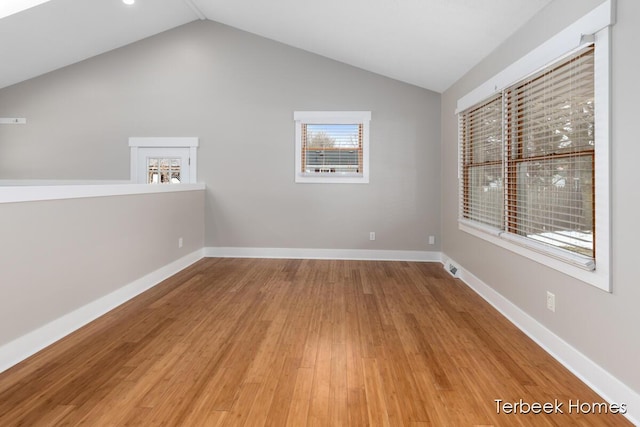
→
(5, 247, 635, 424)
(441, 254, 639, 426)
(0, 249, 204, 374)
(204, 246, 441, 262)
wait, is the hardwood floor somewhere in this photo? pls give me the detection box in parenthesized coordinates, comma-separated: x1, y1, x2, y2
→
(0, 258, 631, 426)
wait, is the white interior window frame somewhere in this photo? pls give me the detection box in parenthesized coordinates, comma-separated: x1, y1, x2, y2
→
(455, 0, 614, 292)
(129, 137, 199, 184)
(294, 111, 371, 184)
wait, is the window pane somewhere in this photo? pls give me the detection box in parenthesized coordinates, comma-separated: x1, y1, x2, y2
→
(467, 97, 503, 163)
(147, 157, 181, 184)
(465, 164, 503, 229)
(159, 159, 169, 183)
(147, 158, 158, 184)
(513, 155, 593, 256)
(171, 158, 181, 183)
(304, 149, 360, 173)
(306, 124, 360, 148)
(303, 123, 363, 174)
(506, 46, 595, 258)
(460, 94, 503, 229)
(510, 48, 595, 158)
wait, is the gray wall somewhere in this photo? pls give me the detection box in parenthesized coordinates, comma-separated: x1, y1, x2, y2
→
(441, 0, 640, 394)
(0, 189, 204, 347)
(0, 21, 441, 252)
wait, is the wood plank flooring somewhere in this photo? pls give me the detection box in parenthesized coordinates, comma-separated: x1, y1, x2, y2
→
(0, 258, 631, 426)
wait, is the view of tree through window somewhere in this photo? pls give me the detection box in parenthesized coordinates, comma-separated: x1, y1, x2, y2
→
(460, 45, 595, 261)
(294, 111, 370, 183)
(302, 124, 362, 174)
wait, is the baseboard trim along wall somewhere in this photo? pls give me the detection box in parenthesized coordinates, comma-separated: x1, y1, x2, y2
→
(441, 254, 639, 426)
(2, 246, 636, 425)
(204, 246, 441, 262)
(0, 249, 204, 375)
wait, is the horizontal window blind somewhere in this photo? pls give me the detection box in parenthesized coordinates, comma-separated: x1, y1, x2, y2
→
(459, 94, 504, 230)
(505, 46, 595, 259)
(301, 124, 363, 174)
(459, 45, 596, 264)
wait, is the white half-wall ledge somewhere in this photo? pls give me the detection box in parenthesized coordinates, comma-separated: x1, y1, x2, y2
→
(0, 182, 205, 204)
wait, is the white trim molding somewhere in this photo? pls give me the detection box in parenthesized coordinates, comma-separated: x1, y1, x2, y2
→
(456, 0, 615, 113)
(128, 137, 199, 148)
(0, 249, 204, 374)
(204, 246, 440, 262)
(441, 253, 639, 426)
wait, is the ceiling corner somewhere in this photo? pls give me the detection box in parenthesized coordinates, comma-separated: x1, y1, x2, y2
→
(182, 0, 207, 20)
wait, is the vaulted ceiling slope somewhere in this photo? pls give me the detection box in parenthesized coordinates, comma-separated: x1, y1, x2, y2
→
(0, 0, 552, 93)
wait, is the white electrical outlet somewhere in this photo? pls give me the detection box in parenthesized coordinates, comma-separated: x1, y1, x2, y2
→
(546, 291, 556, 312)
(178, 237, 183, 248)
(428, 235, 435, 245)
(369, 232, 376, 241)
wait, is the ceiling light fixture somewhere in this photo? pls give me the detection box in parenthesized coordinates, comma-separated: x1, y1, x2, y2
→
(122, 0, 135, 5)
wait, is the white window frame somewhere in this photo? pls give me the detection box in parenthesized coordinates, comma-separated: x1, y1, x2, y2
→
(456, 0, 614, 292)
(294, 111, 371, 184)
(129, 137, 198, 184)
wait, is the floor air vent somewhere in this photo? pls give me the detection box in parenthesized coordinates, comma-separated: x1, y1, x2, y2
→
(445, 261, 460, 278)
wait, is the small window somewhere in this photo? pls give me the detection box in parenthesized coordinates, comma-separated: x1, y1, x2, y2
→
(294, 111, 370, 183)
(129, 137, 198, 184)
(147, 158, 182, 184)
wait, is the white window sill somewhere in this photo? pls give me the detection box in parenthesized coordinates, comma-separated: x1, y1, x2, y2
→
(459, 222, 610, 292)
(0, 181, 205, 204)
(295, 174, 369, 184)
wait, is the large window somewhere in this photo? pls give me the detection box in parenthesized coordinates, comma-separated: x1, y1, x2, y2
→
(460, 47, 595, 260)
(456, 1, 612, 291)
(505, 47, 595, 259)
(294, 111, 370, 184)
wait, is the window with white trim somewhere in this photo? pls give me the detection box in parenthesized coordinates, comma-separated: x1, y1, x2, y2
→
(129, 137, 198, 184)
(456, 1, 613, 291)
(294, 111, 370, 183)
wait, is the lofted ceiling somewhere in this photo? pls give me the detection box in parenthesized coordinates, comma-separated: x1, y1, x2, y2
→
(0, 0, 552, 93)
